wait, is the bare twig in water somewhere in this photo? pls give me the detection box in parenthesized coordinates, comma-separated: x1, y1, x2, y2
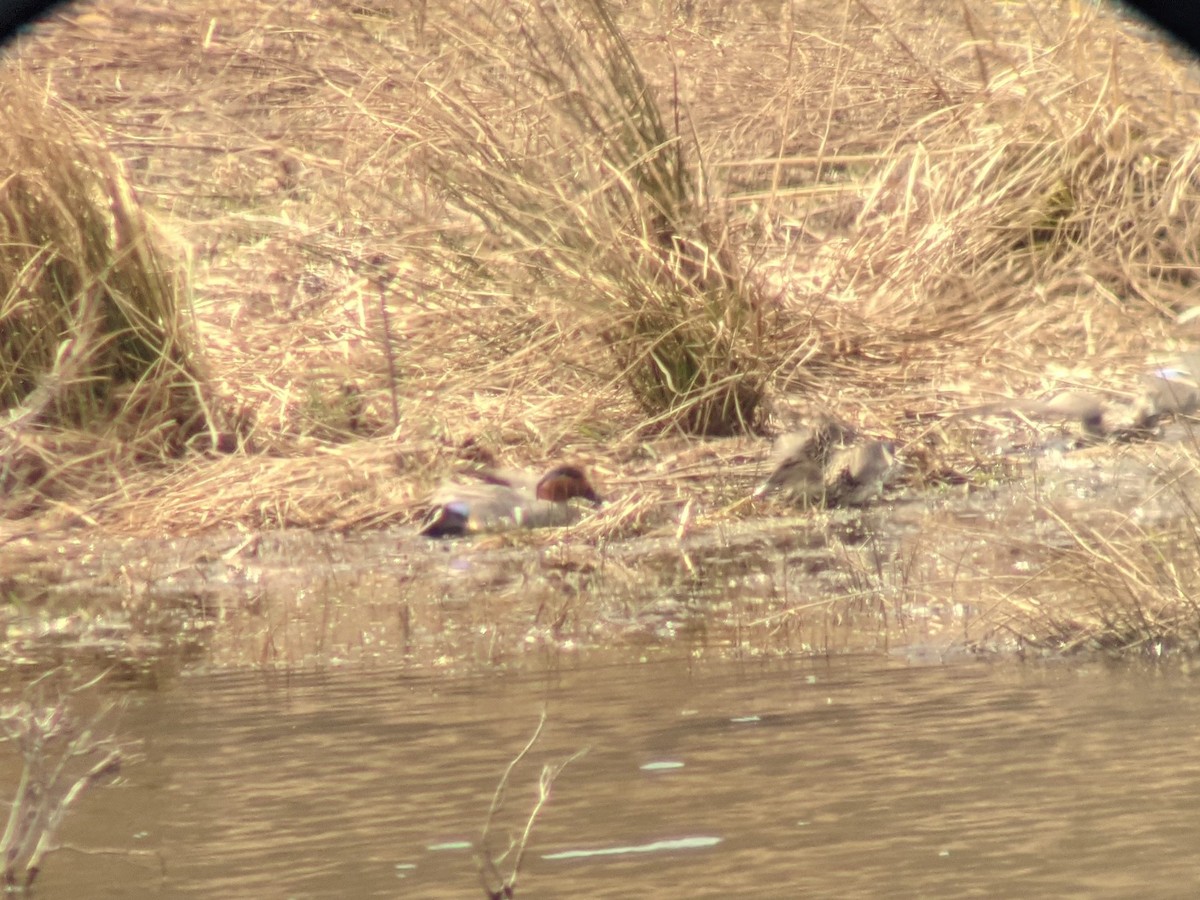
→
(478, 709, 587, 899)
(0, 672, 131, 890)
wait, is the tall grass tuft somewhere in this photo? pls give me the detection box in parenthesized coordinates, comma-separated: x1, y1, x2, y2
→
(0, 81, 209, 462)
(848, 9, 1200, 345)
(420, 0, 766, 435)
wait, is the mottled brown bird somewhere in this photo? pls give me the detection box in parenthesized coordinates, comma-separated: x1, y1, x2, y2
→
(754, 418, 894, 507)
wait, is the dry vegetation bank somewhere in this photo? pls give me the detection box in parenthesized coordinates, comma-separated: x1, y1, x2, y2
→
(1, 0, 1199, 542)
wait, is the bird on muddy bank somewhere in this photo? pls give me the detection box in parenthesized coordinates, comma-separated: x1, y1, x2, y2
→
(753, 417, 895, 507)
(1136, 355, 1200, 427)
(953, 382, 1184, 443)
(419, 464, 603, 537)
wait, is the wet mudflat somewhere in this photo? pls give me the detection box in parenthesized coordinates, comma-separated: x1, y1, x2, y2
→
(18, 655, 1200, 898)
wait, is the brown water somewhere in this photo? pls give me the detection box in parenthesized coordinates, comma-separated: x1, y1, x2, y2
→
(16, 655, 1200, 898)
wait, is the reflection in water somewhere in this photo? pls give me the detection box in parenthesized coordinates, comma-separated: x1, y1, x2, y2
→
(22, 657, 1200, 897)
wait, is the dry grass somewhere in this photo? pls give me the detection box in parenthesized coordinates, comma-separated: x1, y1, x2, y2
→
(1, 1, 1198, 558)
(981, 438, 1200, 656)
(0, 82, 216, 513)
(419, 0, 768, 435)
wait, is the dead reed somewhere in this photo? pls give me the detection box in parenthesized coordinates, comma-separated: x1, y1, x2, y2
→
(477, 711, 586, 899)
(0, 675, 128, 889)
(986, 443, 1200, 656)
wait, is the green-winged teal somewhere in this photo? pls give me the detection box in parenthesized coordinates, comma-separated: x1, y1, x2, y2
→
(420, 464, 603, 537)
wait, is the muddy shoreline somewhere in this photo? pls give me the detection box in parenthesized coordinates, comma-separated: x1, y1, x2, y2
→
(5, 417, 1199, 680)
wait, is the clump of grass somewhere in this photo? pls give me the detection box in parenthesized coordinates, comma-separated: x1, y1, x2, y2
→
(419, 0, 767, 435)
(0, 78, 211, 478)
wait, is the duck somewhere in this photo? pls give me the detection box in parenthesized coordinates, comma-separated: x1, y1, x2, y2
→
(419, 464, 603, 537)
(753, 418, 894, 507)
